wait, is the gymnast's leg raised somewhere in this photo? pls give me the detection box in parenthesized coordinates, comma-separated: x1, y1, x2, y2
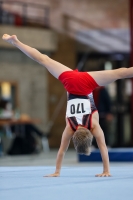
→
(2, 34, 133, 87)
(2, 34, 132, 178)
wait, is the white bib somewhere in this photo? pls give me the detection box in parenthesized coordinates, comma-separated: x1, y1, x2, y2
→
(66, 98, 91, 117)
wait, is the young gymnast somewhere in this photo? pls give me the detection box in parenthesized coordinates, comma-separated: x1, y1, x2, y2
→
(2, 34, 133, 177)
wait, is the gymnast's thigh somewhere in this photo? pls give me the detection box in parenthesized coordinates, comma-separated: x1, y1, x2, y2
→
(88, 70, 119, 86)
(44, 57, 73, 79)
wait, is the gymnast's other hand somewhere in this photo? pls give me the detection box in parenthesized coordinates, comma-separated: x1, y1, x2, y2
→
(95, 172, 111, 177)
(2, 34, 18, 45)
(44, 172, 60, 177)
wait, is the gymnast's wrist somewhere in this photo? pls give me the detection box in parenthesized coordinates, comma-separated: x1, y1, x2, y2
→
(103, 170, 110, 173)
(55, 172, 60, 176)
(55, 170, 60, 174)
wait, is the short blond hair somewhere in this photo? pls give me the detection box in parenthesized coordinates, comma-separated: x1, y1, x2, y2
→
(72, 128, 93, 155)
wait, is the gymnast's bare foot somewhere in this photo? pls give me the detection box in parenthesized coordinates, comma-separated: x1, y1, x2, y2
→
(2, 34, 18, 45)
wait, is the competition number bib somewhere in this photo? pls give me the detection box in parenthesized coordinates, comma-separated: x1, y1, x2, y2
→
(66, 98, 91, 117)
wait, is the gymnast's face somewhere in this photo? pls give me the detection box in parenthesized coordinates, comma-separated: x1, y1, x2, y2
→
(84, 148, 90, 155)
(74, 146, 91, 156)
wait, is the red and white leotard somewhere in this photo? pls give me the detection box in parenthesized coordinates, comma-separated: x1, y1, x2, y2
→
(58, 69, 99, 95)
(59, 69, 99, 131)
(66, 93, 97, 131)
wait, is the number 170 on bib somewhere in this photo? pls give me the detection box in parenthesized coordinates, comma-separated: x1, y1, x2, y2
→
(66, 99, 91, 117)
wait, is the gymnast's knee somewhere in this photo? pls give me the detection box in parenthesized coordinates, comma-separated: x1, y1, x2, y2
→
(116, 68, 128, 79)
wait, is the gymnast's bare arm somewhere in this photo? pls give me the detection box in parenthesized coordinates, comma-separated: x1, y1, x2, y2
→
(91, 112, 111, 177)
(44, 121, 74, 177)
(95, 133, 111, 177)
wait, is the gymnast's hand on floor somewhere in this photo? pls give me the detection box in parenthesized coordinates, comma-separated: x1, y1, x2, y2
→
(95, 172, 111, 177)
(44, 172, 60, 177)
(2, 34, 18, 45)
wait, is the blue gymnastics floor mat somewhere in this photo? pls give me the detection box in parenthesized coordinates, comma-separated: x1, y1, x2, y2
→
(78, 148, 133, 162)
(0, 166, 133, 200)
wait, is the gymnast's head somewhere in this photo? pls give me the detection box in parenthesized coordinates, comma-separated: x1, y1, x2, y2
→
(72, 127, 93, 155)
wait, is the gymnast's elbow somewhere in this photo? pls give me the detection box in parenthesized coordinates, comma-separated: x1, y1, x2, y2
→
(58, 148, 67, 156)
